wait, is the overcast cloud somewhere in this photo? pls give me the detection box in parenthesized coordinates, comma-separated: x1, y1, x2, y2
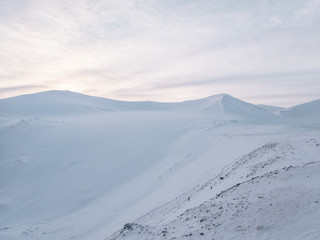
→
(1, 0, 320, 106)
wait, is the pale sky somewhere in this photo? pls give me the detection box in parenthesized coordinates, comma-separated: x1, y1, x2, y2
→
(1, 0, 320, 106)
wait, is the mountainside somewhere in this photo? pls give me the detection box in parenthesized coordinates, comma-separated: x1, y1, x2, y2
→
(280, 99, 320, 123)
(0, 91, 319, 240)
(257, 104, 284, 114)
(107, 136, 320, 240)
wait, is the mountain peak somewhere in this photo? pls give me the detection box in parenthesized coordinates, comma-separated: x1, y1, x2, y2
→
(201, 93, 234, 102)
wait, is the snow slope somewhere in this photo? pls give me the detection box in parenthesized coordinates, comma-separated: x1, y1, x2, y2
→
(258, 104, 284, 114)
(0, 91, 319, 240)
(107, 135, 320, 240)
(280, 99, 320, 124)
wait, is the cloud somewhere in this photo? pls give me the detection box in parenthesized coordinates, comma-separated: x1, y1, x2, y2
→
(133, 70, 320, 90)
(0, 84, 47, 95)
(0, 0, 320, 106)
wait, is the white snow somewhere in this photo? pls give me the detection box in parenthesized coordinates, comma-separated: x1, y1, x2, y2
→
(108, 135, 320, 240)
(280, 99, 320, 124)
(0, 90, 319, 240)
(257, 104, 285, 115)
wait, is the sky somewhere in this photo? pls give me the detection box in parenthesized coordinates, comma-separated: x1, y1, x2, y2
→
(1, 0, 320, 106)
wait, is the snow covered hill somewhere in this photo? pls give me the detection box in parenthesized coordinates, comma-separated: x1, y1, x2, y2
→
(107, 136, 320, 240)
(0, 90, 171, 117)
(176, 94, 279, 122)
(0, 91, 319, 240)
(0, 91, 277, 122)
(280, 99, 320, 124)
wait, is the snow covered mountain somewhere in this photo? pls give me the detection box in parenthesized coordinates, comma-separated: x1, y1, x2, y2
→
(0, 90, 170, 117)
(0, 90, 276, 122)
(280, 99, 320, 124)
(107, 136, 320, 240)
(0, 91, 319, 240)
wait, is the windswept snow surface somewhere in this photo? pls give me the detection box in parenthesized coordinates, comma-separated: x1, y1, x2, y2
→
(0, 91, 319, 240)
(107, 136, 320, 240)
(280, 99, 320, 124)
(257, 104, 285, 115)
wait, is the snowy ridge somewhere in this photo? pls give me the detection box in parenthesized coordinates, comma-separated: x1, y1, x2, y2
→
(106, 136, 320, 240)
(1, 90, 317, 123)
(177, 94, 277, 122)
(0, 90, 169, 117)
(0, 91, 276, 123)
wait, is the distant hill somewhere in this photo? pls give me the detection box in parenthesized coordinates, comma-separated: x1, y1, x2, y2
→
(280, 99, 320, 123)
(0, 90, 278, 123)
